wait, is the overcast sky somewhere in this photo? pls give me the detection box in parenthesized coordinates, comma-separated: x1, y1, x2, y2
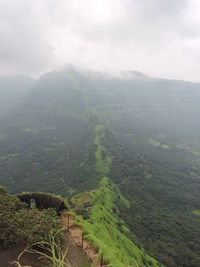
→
(0, 0, 200, 81)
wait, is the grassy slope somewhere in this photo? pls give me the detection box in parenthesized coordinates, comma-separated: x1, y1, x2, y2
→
(74, 121, 160, 267)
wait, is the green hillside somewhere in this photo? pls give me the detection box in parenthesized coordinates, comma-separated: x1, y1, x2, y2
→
(73, 118, 159, 266)
(0, 75, 35, 120)
(0, 68, 200, 266)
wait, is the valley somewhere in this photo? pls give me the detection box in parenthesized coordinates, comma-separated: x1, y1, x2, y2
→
(0, 69, 200, 266)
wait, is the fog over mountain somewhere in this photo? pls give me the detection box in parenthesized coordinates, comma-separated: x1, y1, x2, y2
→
(0, 67, 200, 266)
(0, 75, 35, 119)
(0, 0, 200, 81)
(1, 1, 200, 267)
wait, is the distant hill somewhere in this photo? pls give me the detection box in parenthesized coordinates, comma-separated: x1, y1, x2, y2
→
(0, 75, 35, 120)
(0, 68, 200, 266)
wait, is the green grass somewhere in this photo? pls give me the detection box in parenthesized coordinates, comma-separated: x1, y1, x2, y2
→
(75, 177, 159, 267)
(148, 138, 170, 150)
(192, 209, 200, 216)
(12, 234, 69, 267)
(162, 144, 170, 150)
(94, 123, 112, 176)
(73, 121, 160, 267)
(148, 138, 160, 148)
(71, 192, 93, 208)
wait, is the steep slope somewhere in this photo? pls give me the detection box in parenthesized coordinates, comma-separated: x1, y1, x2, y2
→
(73, 120, 159, 266)
(0, 75, 35, 120)
(84, 74, 200, 267)
(0, 69, 200, 266)
(0, 70, 97, 194)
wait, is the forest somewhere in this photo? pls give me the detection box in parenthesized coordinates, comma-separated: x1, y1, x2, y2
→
(0, 69, 200, 266)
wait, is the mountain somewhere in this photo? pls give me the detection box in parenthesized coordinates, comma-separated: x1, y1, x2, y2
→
(0, 75, 35, 120)
(0, 68, 200, 266)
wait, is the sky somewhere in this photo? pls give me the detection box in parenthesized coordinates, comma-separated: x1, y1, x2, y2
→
(0, 0, 200, 82)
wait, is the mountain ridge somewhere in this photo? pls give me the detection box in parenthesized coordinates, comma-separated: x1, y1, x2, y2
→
(0, 68, 200, 266)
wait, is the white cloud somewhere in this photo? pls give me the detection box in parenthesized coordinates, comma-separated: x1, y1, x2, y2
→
(0, 0, 200, 81)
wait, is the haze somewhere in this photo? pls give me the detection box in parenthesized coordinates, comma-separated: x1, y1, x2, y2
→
(0, 0, 200, 82)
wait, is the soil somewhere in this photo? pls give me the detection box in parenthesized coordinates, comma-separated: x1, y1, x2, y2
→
(61, 211, 105, 267)
(62, 233, 91, 267)
(0, 211, 105, 267)
(0, 244, 48, 267)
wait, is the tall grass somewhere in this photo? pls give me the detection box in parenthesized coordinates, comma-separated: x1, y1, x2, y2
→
(11, 233, 70, 267)
(11, 247, 31, 267)
(29, 235, 70, 267)
(11, 235, 107, 267)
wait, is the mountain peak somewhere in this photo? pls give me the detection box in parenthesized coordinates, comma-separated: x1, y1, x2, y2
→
(120, 70, 150, 80)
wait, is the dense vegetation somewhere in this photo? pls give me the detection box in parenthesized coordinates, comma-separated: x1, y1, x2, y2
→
(0, 68, 200, 266)
(94, 83, 200, 267)
(0, 75, 34, 120)
(75, 177, 159, 267)
(73, 120, 159, 266)
(0, 186, 62, 248)
(0, 70, 97, 194)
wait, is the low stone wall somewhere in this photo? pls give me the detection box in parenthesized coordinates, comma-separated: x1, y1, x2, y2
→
(16, 192, 67, 212)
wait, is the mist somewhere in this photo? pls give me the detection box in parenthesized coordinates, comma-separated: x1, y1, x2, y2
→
(1, 2, 200, 267)
(0, 0, 200, 82)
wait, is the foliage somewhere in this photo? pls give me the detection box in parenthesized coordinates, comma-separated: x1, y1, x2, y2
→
(12, 234, 105, 267)
(103, 128, 200, 267)
(1, 69, 200, 266)
(11, 234, 69, 267)
(94, 123, 112, 176)
(29, 235, 70, 267)
(74, 120, 159, 267)
(0, 187, 62, 247)
(75, 177, 159, 267)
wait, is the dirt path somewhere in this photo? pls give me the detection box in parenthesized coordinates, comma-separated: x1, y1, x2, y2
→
(62, 232, 91, 267)
(0, 212, 103, 267)
(61, 211, 105, 267)
(0, 245, 47, 267)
